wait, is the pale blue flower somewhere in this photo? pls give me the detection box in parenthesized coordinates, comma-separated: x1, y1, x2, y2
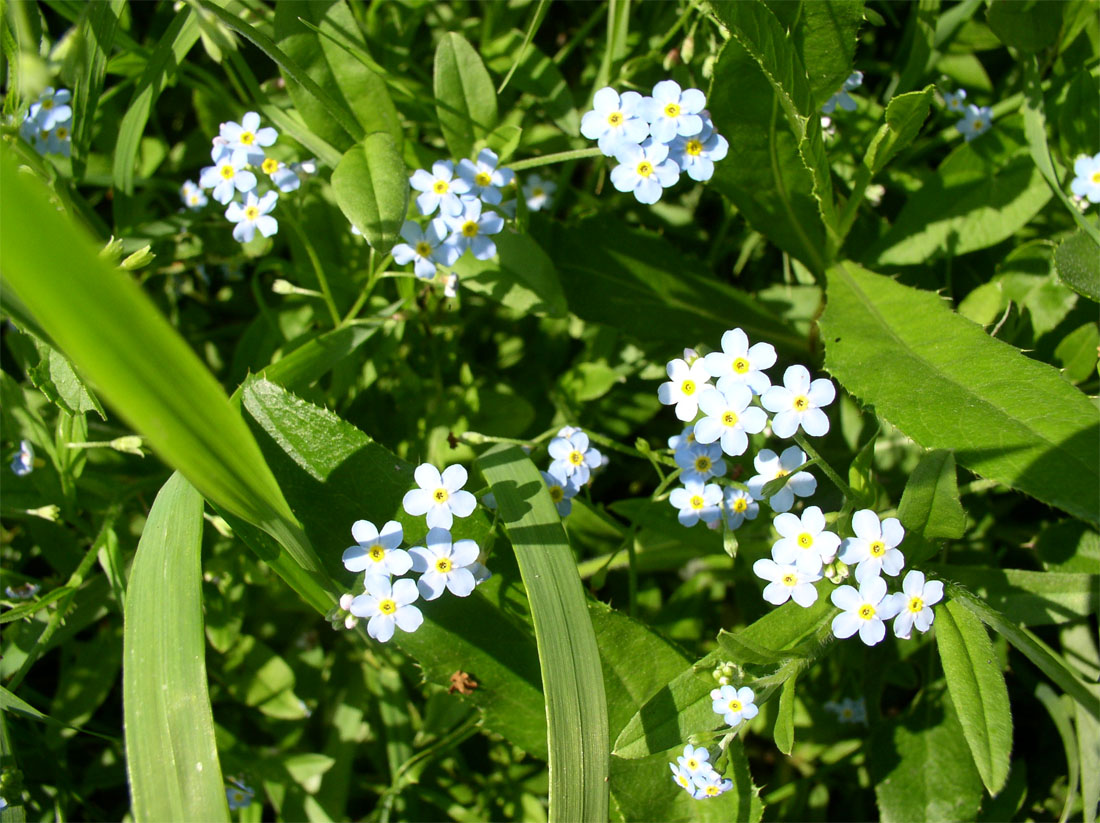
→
(838, 509, 906, 584)
(522, 173, 556, 211)
(825, 697, 867, 724)
(668, 424, 698, 454)
(676, 744, 711, 778)
(28, 87, 72, 130)
(580, 87, 649, 156)
(746, 446, 816, 513)
(180, 180, 207, 210)
(691, 770, 734, 800)
(610, 140, 680, 204)
(723, 487, 759, 530)
(4, 581, 40, 600)
(771, 506, 840, 575)
(411, 160, 470, 217)
(547, 431, 602, 486)
(444, 199, 504, 260)
(350, 576, 423, 642)
(200, 146, 257, 205)
(1071, 153, 1100, 203)
(11, 440, 34, 476)
(888, 570, 944, 639)
(670, 762, 695, 795)
(41, 124, 72, 157)
(831, 575, 901, 646)
(640, 80, 706, 143)
(225, 190, 278, 243)
(943, 87, 967, 114)
(457, 148, 514, 206)
(710, 684, 757, 727)
(703, 328, 776, 396)
(761, 365, 835, 439)
(260, 157, 300, 192)
(226, 780, 254, 810)
(669, 114, 728, 182)
(822, 71, 863, 114)
(402, 463, 477, 530)
(541, 469, 580, 516)
(392, 219, 458, 280)
(956, 104, 992, 142)
(670, 479, 722, 527)
(675, 440, 726, 484)
(752, 557, 821, 607)
(220, 111, 277, 165)
(408, 527, 480, 600)
(342, 519, 411, 579)
(693, 384, 768, 458)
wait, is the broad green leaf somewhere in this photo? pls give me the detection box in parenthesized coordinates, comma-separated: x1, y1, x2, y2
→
(987, 0, 1064, 51)
(773, 673, 798, 755)
(1036, 520, 1100, 573)
(113, 7, 201, 194)
(864, 86, 935, 175)
(71, 0, 125, 179)
(929, 565, 1098, 625)
(123, 473, 229, 823)
(792, 0, 865, 106)
(870, 690, 983, 822)
(1055, 322, 1100, 383)
(274, 1, 401, 152)
(1076, 701, 1100, 823)
(477, 445, 609, 823)
(897, 449, 967, 544)
(483, 29, 577, 135)
(452, 230, 566, 317)
(0, 148, 328, 581)
(544, 217, 804, 354)
(936, 600, 1013, 795)
(433, 32, 499, 160)
(8, 327, 106, 419)
(1054, 230, 1100, 304)
(821, 261, 1100, 524)
(331, 132, 409, 255)
(1057, 70, 1100, 163)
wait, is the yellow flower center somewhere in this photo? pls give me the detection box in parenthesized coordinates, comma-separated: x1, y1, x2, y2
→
(1091, 171, 1100, 184)
(42, 99, 54, 110)
(607, 111, 623, 126)
(775, 468, 790, 478)
(241, 131, 256, 145)
(433, 179, 449, 194)
(369, 546, 385, 562)
(797, 532, 814, 549)
(379, 598, 397, 615)
(435, 557, 453, 573)
(733, 497, 748, 513)
(569, 450, 584, 466)
(244, 205, 259, 220)
(705, 785, 720, 796)
(841, 707, 853, 718)
(549, 485, 564, 503)
(869, 540, 886, 557)
(433, 487, 449, 504)
(532, 187, 544, 197)
(664, 102, 681, 118)
(220, 164, 236, 180)
(781, 573, 797, 586)
(857, 603, 876, 620)
(721, 410, 738, 426)
(636, 161, 654, 178)
(262, 157, 279, 174)
(685, 139, 703, 156)
(732, 357, 750, 373)
(681, 379, 696, 395)
(461, 220, 479, 238)
(55, 126, 68, 140)
(689, 495, 705, 510)
(973, 119, 985, 130)
(189, 194, 200, 204)
(694, 456, 711, 472)
(686, 433, 696, 444)
(907, 596, 925, 613)
(677, 774, 689, 788)
(793, 395, 810, 411)
(727, 698, 742, 713)
(686, 757, 699, 770)
(475, 171, 492, 187)
(415, 241, 432, 257)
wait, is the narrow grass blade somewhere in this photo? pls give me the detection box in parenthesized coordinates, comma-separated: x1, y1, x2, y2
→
(123, 473, 229, 822)
(476, 445, 609, 823)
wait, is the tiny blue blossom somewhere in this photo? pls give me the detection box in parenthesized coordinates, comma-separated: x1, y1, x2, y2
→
(225, 190, 278, 243)
(226, 780, 254, 810)
(350, 576, 424, 642)
(402, 463, 477, 530)
(825, 697, 867, 724)
(693, 384, 768, 458)
(408, 527, 480, 600)
(547, 431, 602, 486)
(956, 104, 993, 142)
(457, 148, 514, 205)
(746, 447, 816, 513)
(180, 180, 207, 210)
(342, 519, 412, 579)
(200, 146, 257, 205)
(580, 87, 649, 156)
(522, 173, 556, 211)
(723, 487, 759, 530)
(392, 219, 459, 280)
(541, 470, 580, 517)
(675, 440, 727, 484)
(28, 87, 72, 130)
(220, 111, 277, 165)
(611, 140, 680, 204)
(943, 87, 967, 114)
(710, 684, 758, 728)
(691, 770, 734, 800)
(670, 479, 722, 527)
(411, 160, 470, 217)
(822, 71, 863, 114)
(11, 440, 34, 476)
(669, 115, 729, 182)
(1071, 153, 1100, 203)
(444, 199, 504, 260)
(260, 157, 301, 193)
(640, 80, 706, 143)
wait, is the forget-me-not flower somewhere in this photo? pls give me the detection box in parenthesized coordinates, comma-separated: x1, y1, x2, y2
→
(822, 71, 863, 114)
(402, 463, 477, 530)
(670, 116, 729, 182)
(771, 505, 840, 574)
(723, 487, 759, 530)
(541, 470, 580, 517)
(838, 509, 906, 584)
(761, 365, 835, 438)
(658, 357, 711, 421)
(11, 440, 34, 476)
(692, 770, 734, 800)
(580, 87, 649, 156)
(408, 527, 480, 600)
(753, 557, 822, 607)
(342, 519, 412, 579)
(710, 684, 757, 728)
(444, 198, 504, 260)
(641, 80, 706, 143)
(220, 111, 277, 164)
(693, 384, 769, 458)
(225, 190, 279, 243)
(180, 180, 207, 210)
(703, 328, 776, 396)
(824, 697, 867, 724)
(888, 570, 944, 639)
(522, 173, 556, 211)
(670, 763, 695, 795)
(956, 104, 992, 142)
(226, 780, 254, 810)
(943, 88, 967, 114)
(200, 146, 257, 205)
(1070, 153, 1100, 203)
(411, 160, 470, 217)
(831, 575, 901, 646)
(670, 479, 722, 527)
(746, 446, 817, 513)
(675, 440, 726, 484)
(350, 576, 424, 642)
(392, 219, 459, 280)
(259, 157, 301, 192)
(28, 87, 72, 130)
(457, 148, 514, 205)
(610, 140, 680, 204)
(547, 430, 603, 486)
(676, 744, 711, 778)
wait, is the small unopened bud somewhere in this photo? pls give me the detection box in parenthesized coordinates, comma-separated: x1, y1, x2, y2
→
(718, 675, 731, 686)
(865, 184, 885, 207)
(272, 278, 295, 295)
(683, 347, 699, 364)
(681, 34, 695, 63)
(121, 245, 155, 270)
(109, 435, 145, 456)
(344, 615, 359, 630)
(824, 559, 850, 585)
(26, 505, 60, 522)
(99, 236, 124, 263)
(339, 593, 355, 611)
(443, 273, 459, 299)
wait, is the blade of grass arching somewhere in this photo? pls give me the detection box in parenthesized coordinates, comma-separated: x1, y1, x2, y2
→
(71, 0, 125, 180)
(496, 0, 551, 94)
(0, 147, 324, 579)
(476, 445, 609, 823)
(113, 6, 201, 194)
(594, 0, 630, 93)
(0, 712, 26, 823)
(123, 472, 229, 823)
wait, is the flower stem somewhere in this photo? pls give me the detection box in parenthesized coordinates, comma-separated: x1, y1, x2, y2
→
(793, 432, 857, 501)
(284, 214, 341, 328)
(509, 147, 605, 172)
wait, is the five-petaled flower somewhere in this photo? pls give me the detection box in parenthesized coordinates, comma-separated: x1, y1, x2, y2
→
(838, 509, 906, 584)
(641, 80, 706, 143)
(752, 557, 822, 607)
(225, 190, 279, 243)
(830, 575, 901, 646)
(444, 198, 505, 260)
(350, 576, 424, 642)
(411, 160, 470, 217)
(402, 463, 477, 530)
(658, 357, 711, 421)
(693, 384, 769, 458)
(710, 684, 758, 728)
(943, 88, 967, 113)
(675, 744, 712, 778)
(675, 440, 727, 484)
(723, 487, 759, 530)
(408, 527, 480, 600)
(956, 104, 992, 142)
(581, 87, 649, 156)
(670, 115, 729, 183)
(392, 219, 459, 280)
(770, 505, 840, 574)
(342, 519, 412, 580)
(180, 180, 207, 210)
(200, 146, 257, 205)
(887, 570, 944, 639)
(761, 365, 836, 438)
(1070, 153, 1100, 204)
(522, 173, 556, 211)
(610, 140, 681, 204)
(746, 446, 817, 513)
(457, 148, 515, 206)
(703, 327, 776, 396)
(691, 770, 733, 800)
(547, 430, 603, 486)
(220, 111, 278, 165)
(670, 479, 723, 527)
(541, 470, 581, 516)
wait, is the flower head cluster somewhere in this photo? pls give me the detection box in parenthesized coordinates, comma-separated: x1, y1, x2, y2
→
(939, 88, 992, 142)
(20, 87, 73, 157)
(541, 426, 604, 517)
(184, 112, 304, 242)
(338, 463, 487, 642)
(1070, 153, 1100, 207)
(669, 744, 733, 800)
(581, 80, 729, 203)
(822, 71, 863, 114)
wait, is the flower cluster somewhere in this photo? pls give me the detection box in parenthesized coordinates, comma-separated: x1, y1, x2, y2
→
(656, 328, 834, 531)
(19, 87, 73, 157)
(182, 112, 305, 242)
(1070, 152, 1100, 207)
(669, 744, 734, 800)
(338, 463, 488, 642)
(581, 80, 729, 203)
(941, 87, 992, 143)
(821, 71, 863, 114)
(541, 426, 604, 516)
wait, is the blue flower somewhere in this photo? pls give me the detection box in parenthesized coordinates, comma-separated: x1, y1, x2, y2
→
(547, 430, 602, 486)
(1071, 153, 1100, 204)
(702, 327, 776, 396)
(180, 180, 207, 210)
(411, 160, 470, 217)
(943, 87, 967, 114)
(200, 146, 257, 205)
(956, 104, 993, 142)
(522, 174, 556, 211)
(225, 190, 279, 243)
(220, 111, 277, 165)
(822, 71, 863, 114)
(402, 463, 477, 530)
(710, 684, 758, 727)
(746, 447, 816, 513)
(691, 770, 734, 800)
(669, 479, 722, 527)
(724, 487, 759, 530)
(28, 87, 72, 131)
(342, 519, 412, 579)
(260, 157, 301, 192)
(670, 115, 729, 182)
(408, 527, 480, 600)
(675, 743, 712, 778)
(225, 780, 254, 810)
(580, 87, 649, 156)
(693, 384, 768, 458)
(640, 80, 706, 144)
(392, 219, 458, 280)
(541, 469, 580, 516)
(444, 199, 504, 260)
(674, 440, 726, 484)
(350, 576, 423, 642)
(457, 148, 514, 206)
(10, 440, 34, 476)
(610, 140, 680, 204)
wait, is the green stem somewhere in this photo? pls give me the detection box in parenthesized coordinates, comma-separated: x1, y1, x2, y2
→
(341, 252, 392, 326)
(509, 147, 605, 172)
(284, 213, 342, 328)
(793, 432, 856, 501)
(584, 429, 649, 461)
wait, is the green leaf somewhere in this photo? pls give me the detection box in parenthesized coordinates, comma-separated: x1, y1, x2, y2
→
(113, 7, 201, 194)
(71, 0, 125, 179)
(331, 132, 409, 255)
(935, 600, 1013, 795)
(477, 445, 609, 822)
(433, 32, 499, 160)
(897, 449, 967, 543)
(870, 690, 983, 822)
(821, 261, 1100, 524)
(123, 473, 229, 823)
(1055, 322, 1100, 383)
(273, 1, 402, 152)
(987, 0, 1065, 51)
(792, 0, 865, 106)
(483, 29, 578, 135)
(453, 231, 567, 317)
(1054, 230, 1100, 304)
(1034, 682, 1081, 823)
(10, 327, 106, 420)
(773, 673, 798, 755)
(929, 565, 1098, 625)
(864, 85, 935, 175)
